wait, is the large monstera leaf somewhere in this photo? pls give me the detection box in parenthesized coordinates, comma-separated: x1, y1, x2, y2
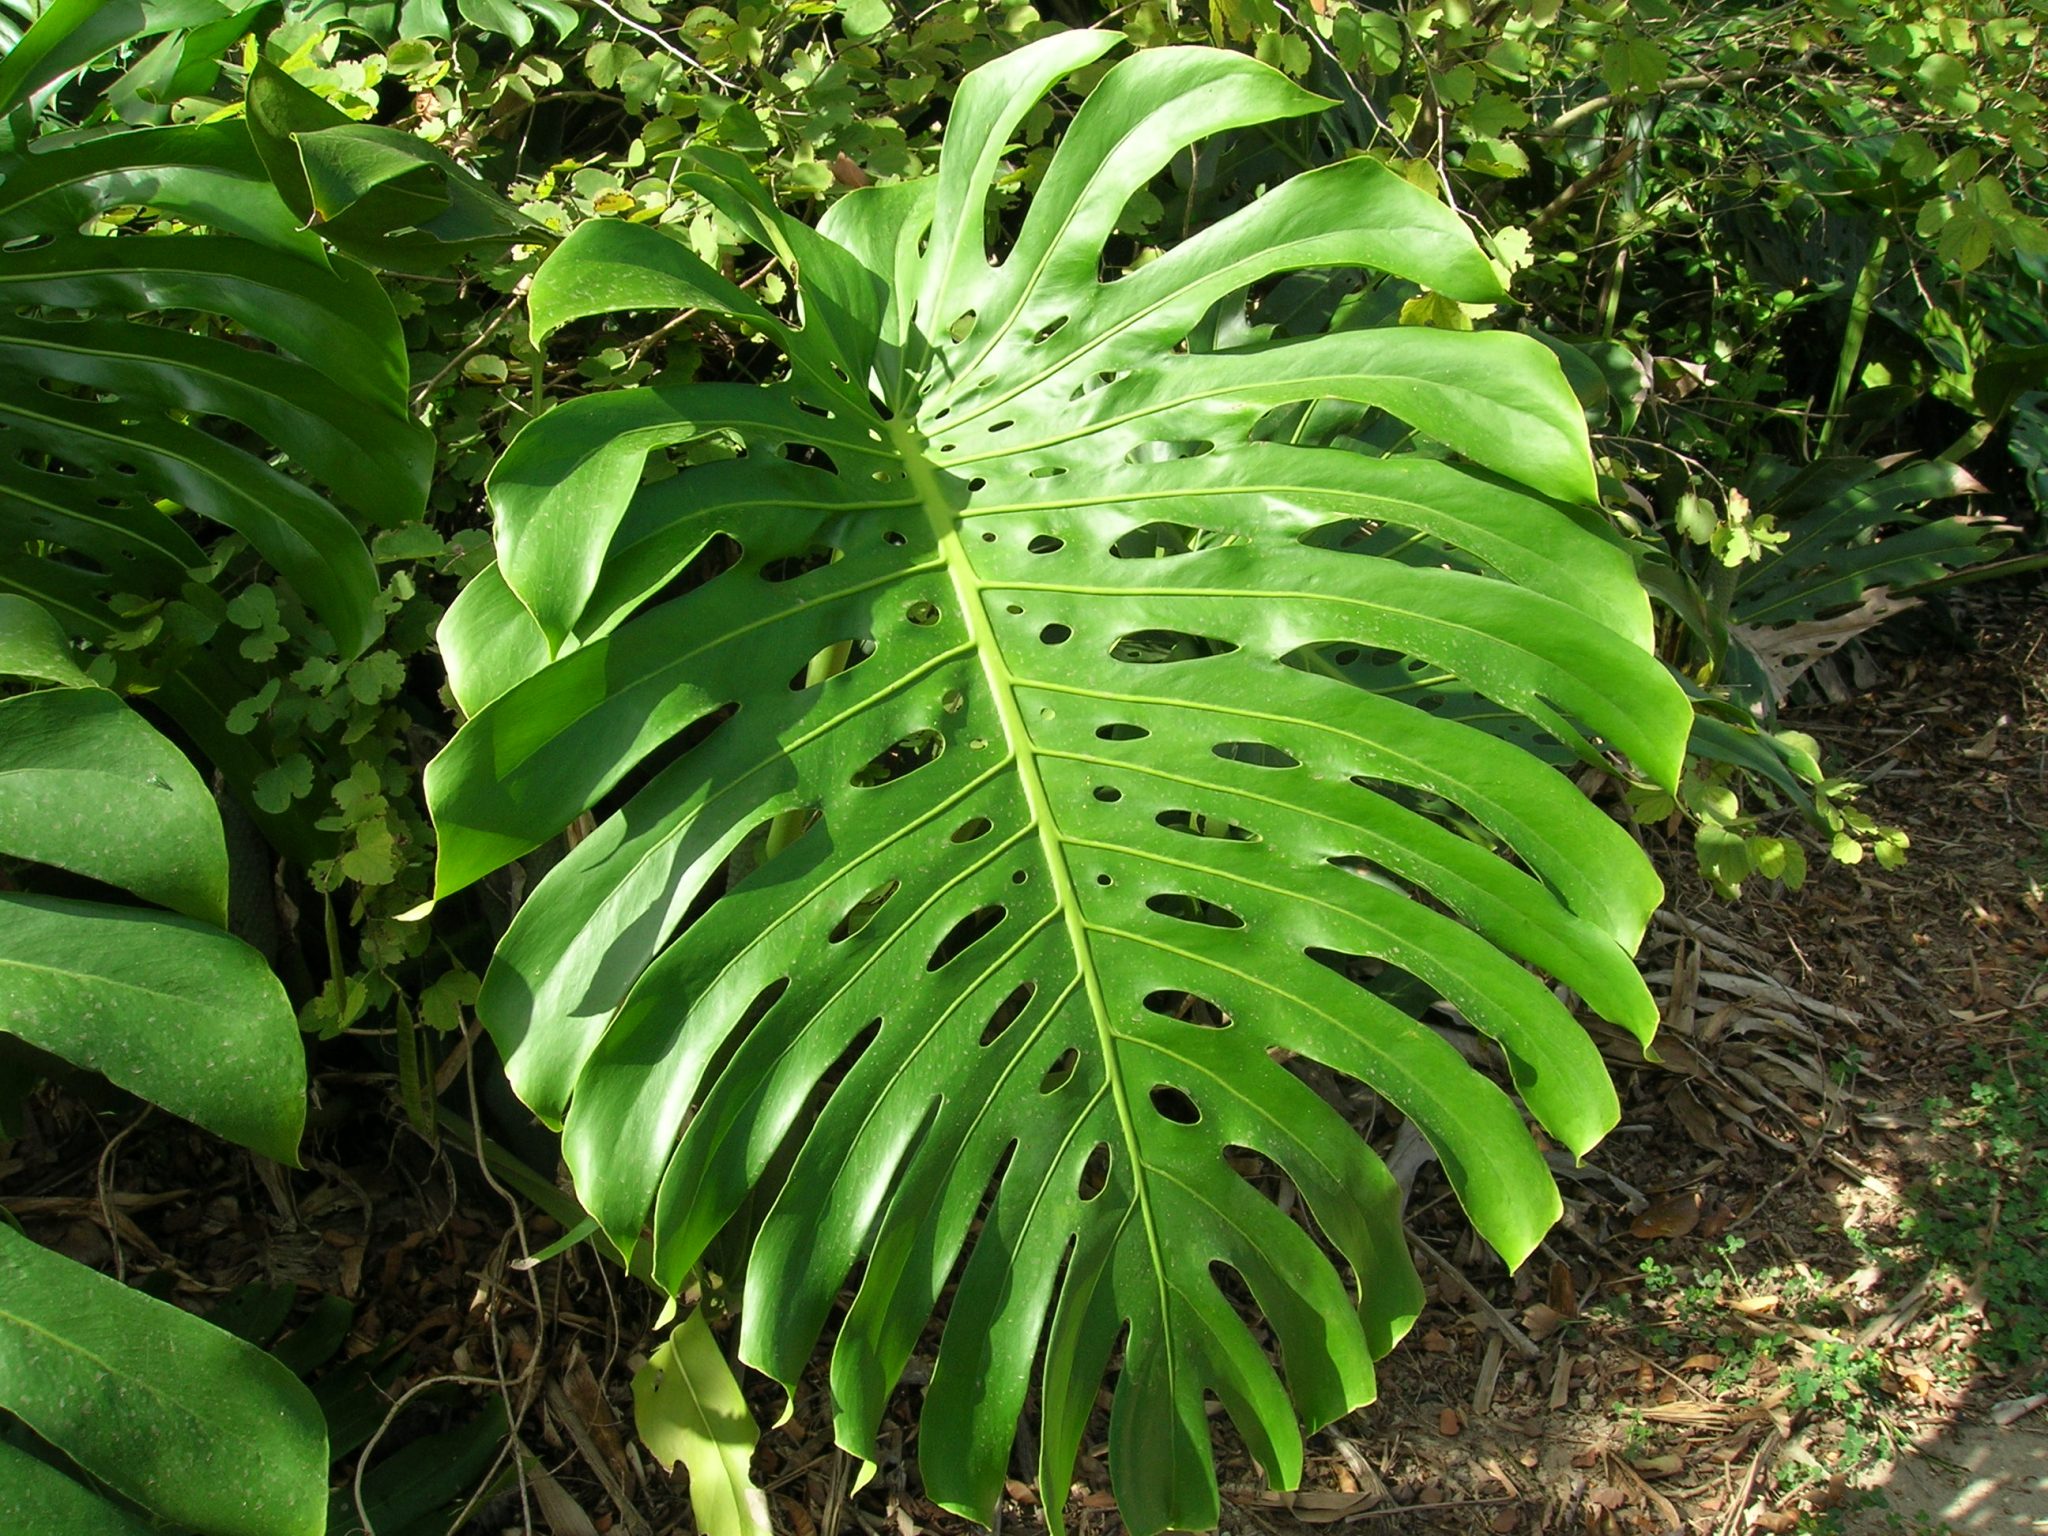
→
(427, 34, 1691, 1534)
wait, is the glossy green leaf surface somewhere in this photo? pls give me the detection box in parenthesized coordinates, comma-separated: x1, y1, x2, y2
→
(0, 1437, 161, 1536)
(428, 36, 1690, 1534)
(0, 1223, 327, 1536)
(0, 892, 304, 1160)
(0, 593, 92, 687)
(0, 685, 227, 923)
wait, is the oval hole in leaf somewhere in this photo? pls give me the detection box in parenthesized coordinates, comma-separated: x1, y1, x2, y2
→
(1122, 439, 1214, 465)
(852, 728, 943, 787)
(1092, 785, 1121, 803)
(980, 981, 1037, 1047)
(906, 599, 941, 626)
(1149, 1086, 1201, 1124)
(1114, 630, 1237, 665)
(1039, 623, 1072, 645)
(1096, 722, 1148, 741)
(647, 532, 744, 609)
(1031, 316, 1068, 345)
(830, 879, 901, 943)
(1212, 740, 1299, 769)
(1109, 521, 1227, 558)
(789, 639, 875, 691)
(591, 702, 740, 822)
(1145, 894, 1244, 929)
(1157, 810, 1256, 842)
(948, 310, 977, 342)
(950, 815, 993, 843)
(1077, 1143, 1110, 1200)
(1143, 989, 1232, 1028)
(927, 903, 1006, 971)
(1039, 1047, 1078, 1094)
(760, 546, 841, 582)
(1027, 534, 1064, 555)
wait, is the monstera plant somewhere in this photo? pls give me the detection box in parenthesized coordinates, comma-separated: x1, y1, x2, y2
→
(424, 34, 1691, 1533)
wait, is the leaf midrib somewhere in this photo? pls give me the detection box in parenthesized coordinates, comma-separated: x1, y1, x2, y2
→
(889, 418, 1172, 1375)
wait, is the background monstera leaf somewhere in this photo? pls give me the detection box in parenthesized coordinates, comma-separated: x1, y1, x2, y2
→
(0, 94, 429, 853)
(426, 34, 1692, 1534)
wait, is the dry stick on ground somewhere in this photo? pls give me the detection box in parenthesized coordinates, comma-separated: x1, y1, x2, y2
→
(1411, 1236, 1543, 1363)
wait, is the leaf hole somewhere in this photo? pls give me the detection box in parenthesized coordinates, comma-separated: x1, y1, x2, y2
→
(788, 639, 875, 691)
(1029, 465, 1067, 479)
(646, 531, 744, 609)
(1031, 316, 1069, 345)
(1157, 809, 1257, 842)
(950, 815, 993, 843)
(1010, 868, 1029, 885)
(830, 879, 902, 943)
(980, 981, 1037, 1046)
(1109, 521, 1229, 559)
(1027, 534, 1065, 554)
(1145, 893, 1244, 929)
(588, 701, 739, 824)
(926, 903, 1006, 971)
(1114, 630, 1237, 665)
(948, 310, 977, 342)
(1092, 785, 1122, 804)
(1122, 439, 1214, 465)
(852, 728, 944, 787)
(1077, 1142, 1110, 1201)
(1096, 722, 1148, 741)
(1039, 1047, 1079, 1094)
(760, 546, 841, 582)
(1212, 741, 1299, 769)
(1149, 1086, 1201, 1125)
(1039, 622, 1072, 645)
(905, 599, 941, 626)
(1094, 872, 1113, 886)
(883, 530, 907, 546)
(1143, 989, 1232, 1029)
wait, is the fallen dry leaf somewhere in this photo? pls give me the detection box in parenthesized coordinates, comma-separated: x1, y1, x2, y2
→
(1629, 1191, 1703, 1240)
(1548, 1259, 1579, 1317)
(1249, 1489, 1375, 1523)
(1522, 1302, 1567, 1341)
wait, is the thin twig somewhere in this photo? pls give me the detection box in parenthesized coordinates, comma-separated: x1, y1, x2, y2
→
(412, 280, 530, 409)
(1411, 1235, 1543, 1361)
(95, 1108, 149, 1284)
(583, 0, 743, 92)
